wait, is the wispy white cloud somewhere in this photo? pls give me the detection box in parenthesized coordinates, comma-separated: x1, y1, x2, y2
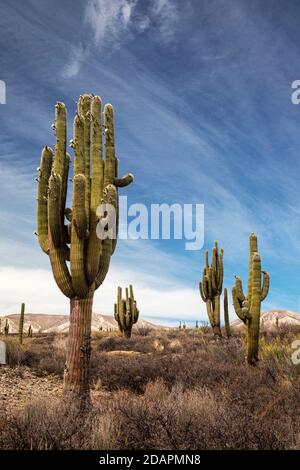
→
(63, 0, 179, 77)
(84, 0, 137, 47)
(62, 44, 88, 79)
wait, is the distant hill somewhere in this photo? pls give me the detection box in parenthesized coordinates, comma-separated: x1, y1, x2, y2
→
(231, 310, 300, 330)
(0, 313, 163, 334)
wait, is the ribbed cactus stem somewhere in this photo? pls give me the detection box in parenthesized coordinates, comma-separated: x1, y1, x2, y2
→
(114, 285, 139, 338)
(37, 94, 133, 399)
(18, 303, 25, 345)
(232, 233, 270, 365)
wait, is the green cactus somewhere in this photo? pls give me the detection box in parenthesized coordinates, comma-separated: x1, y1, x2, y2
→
(114, 285, 139, 338)
(18, 303, 25, 344)
(179, 321, 182, 329)
(224, 288, 231, 338)
(28, 324, 33, 338)
(4, 319, 9, 336)
(37, 94, 133, 399)
(183, 322, 186, 330)
(199, 241, 224, 336)
(195, 320, 199, 329)
(232, 233, 270, 365)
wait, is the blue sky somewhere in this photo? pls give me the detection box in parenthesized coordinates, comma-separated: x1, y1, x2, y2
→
(0, 0, 300, 325)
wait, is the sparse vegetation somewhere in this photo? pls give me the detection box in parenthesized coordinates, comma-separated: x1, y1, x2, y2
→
(1, 326, 300, 449)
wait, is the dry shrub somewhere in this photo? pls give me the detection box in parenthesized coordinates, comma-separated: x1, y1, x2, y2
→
(0, 398, 117, 450)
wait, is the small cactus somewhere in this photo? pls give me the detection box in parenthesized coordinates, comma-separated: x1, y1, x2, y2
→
(199, 241, 224, 336)
(4, 319, 9, 336)
(195, 320, 199, 329)
(18, 303, 25, 344)
(182, 322, 186, 330)
(28, 324, 33, 338)
(232, 233, 270, 365)
(114, 285, 139, 338)
(179, 321, 182, 329)
(224, 288, 231, 337)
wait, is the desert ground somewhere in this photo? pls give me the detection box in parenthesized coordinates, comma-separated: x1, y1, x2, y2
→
(1, 311, 300, 450)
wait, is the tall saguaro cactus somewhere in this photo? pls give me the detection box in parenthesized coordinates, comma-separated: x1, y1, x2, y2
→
(232, 233, 270, 365)
(37, 94, 133, 399)
(199, 241, 224, 336)
(114, 285, 139, 338)
(18, 303, 25, 345)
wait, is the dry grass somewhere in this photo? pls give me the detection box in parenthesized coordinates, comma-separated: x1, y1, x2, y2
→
(1, 326, 300, 449)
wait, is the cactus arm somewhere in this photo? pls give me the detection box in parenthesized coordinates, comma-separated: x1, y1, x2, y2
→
(61, 152, 70, 225)
(70, 174, 89, 298)
(199, 281, 207, 302)
(73, 113, 85, 174)
(53, 102, 67, 176)
(48, 174, 63, 247)
(94, 239, 112, 289)
(87, 96, 103, 284)
(234, 276, 245, 302)
(78, 94, 92, 219)
(49, 246, 74, 298)
(232, 287, 246, 322)
(261, 270, 270, 301)
(217, 249, 223, 292)
(104, 104, 116, 186)
(72, 175, 88, 239)
(205, 250, 209, 269)
(114, 173, 134, 187)
(37, 146, 53, 254)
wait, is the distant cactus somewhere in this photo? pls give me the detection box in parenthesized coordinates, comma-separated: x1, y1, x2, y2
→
(36, 94, 133, 399)
(114, 285, 139, 338)
(232, 233, 270, 365)
(28, 324, 33, 338)
(195, 320, 199, 329)
(18, 303, 25, 344)
(179, 321, 182, 329)
(224, 288, 231, 337)
(199, 241, 223, 336)
(4, 319, 9, 336)
(182, 322, 186, 330)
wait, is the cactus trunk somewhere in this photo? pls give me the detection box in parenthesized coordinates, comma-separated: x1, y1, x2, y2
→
(63, 289, 94, 399)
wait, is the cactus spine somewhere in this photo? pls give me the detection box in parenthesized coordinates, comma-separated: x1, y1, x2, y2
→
(199, 241, 224, 336)
(114, 285, 139, 338)
(37, 95, 133, 399)
(18, 303, 25, 344)
(232, 233, 270, 365)
(224, 288, 231, 337)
